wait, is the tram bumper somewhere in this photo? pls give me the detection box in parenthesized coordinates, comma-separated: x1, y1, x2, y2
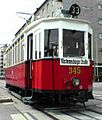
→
(78, 91, 94, 102)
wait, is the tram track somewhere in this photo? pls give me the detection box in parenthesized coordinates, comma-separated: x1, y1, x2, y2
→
(7, 91, 102, 120)
(38, 95, 102, 120)
(31, 100, 102, 120)
(43, 104, 102, 120)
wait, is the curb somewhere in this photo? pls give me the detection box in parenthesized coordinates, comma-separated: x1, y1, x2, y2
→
(0, 98, 13, 103)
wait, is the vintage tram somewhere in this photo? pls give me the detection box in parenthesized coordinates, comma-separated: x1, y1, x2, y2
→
(5, 17, 94, 104)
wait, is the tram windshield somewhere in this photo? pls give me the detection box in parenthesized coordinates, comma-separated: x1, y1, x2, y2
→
(63, 29, 85, 57)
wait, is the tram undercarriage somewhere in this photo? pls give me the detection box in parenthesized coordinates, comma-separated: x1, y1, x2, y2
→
(6, 84, 94, 106)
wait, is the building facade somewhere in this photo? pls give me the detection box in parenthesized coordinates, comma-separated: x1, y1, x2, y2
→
(0, 44, 8, 79)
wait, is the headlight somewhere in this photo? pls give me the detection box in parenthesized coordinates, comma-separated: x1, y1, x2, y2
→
(72, 77, 80, 87)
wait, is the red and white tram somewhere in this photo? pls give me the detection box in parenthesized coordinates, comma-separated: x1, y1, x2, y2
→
(5, 17, 94, 104)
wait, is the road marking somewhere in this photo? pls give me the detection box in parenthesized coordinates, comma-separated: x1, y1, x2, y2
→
(10, 114, 27, 120)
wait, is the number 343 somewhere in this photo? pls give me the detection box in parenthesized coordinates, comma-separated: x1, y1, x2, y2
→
(69, 67, 81, 74)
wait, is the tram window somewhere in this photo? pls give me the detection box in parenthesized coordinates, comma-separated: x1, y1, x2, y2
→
(15, 43, 17, 64)
(63, 29, 85, 57)
(21, 40, 24, 61)
(13, 45, 14, 64)
(9, 49, 12, 66)
(88, 33, 92, 59)
(20, 35, 24, 62)
(44, 29, 58, 57)
(39, 33, 41, 58)
(35, 35, 37, 59)
(18, 39, 20, 62)
(10, 49, 12, 65)
(27, 33, 33, 60)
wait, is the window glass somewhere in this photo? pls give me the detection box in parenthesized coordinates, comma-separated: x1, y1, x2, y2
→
(13, 45, 14, 64)
(63, 29, 85, 57)
(88, 33, 92, 59)
(98, 19, 102, 24)
(10, 49, 12, 65)
(35, 35, 37, 59)
(21, 40, 24, 61)
(99, 33, 102, 39)
(39, 33, 41, 58)
(27, 34, 33, 60)
(15, 43, 17, 64)
(98, 4, 102, 10)
(44, 29, 58, 57)
(18, 40, 20, 62)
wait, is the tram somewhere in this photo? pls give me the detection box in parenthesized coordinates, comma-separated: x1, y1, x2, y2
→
(5, 17, 94, 104)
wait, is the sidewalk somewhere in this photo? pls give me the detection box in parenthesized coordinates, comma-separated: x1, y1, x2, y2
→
(0, 80, 12, 103)
(0, 80, 30, 120)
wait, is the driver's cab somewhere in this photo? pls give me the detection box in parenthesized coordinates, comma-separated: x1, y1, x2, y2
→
(26, 18, 93, 65)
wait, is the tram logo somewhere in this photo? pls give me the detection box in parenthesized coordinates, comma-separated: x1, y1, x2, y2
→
(60, 58, 89, 66)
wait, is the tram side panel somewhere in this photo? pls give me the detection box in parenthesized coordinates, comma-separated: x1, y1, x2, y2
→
(5, 60, 93, 94)
(32, 60, 53, 91)
(6, 67, 14, 87)
(6, 62, 32, 89)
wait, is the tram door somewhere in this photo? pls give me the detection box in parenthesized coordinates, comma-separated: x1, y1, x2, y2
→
(44, 29, 59, 90)
(27, 33, 33, 60)
(26, 33, 33, 88)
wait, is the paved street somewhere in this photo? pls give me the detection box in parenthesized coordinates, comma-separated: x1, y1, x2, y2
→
(0, 80, 34, 120)
(0, 80, 102, 120)
(93, 82, 102, 92)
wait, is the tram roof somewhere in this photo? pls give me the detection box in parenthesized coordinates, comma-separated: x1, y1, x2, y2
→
(15, 17, 91, 36)
(6, 17, 92, 51)
(24, 17, 92, 32)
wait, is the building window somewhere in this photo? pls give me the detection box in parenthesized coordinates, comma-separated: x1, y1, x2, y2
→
(99, 33, 102, 39)
(47, 3, 49, 12)
(98, 4, 102, 10)
(52, 0, 55, 6)
(52, 11, 54, 17)
(47, 15, 50, 18)
(98, 19, 102, 24)
(57, 0, 62, 2)
(42, 8, 45, 16)
(99, 48, 102, 54)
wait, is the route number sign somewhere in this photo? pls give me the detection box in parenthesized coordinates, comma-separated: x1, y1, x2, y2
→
(69, 4, 81, 17)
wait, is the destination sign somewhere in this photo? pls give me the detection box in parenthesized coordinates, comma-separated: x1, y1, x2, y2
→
(60, 58, 89, 66)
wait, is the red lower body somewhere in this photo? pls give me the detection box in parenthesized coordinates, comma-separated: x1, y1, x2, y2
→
(5, 59, 94, 101)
